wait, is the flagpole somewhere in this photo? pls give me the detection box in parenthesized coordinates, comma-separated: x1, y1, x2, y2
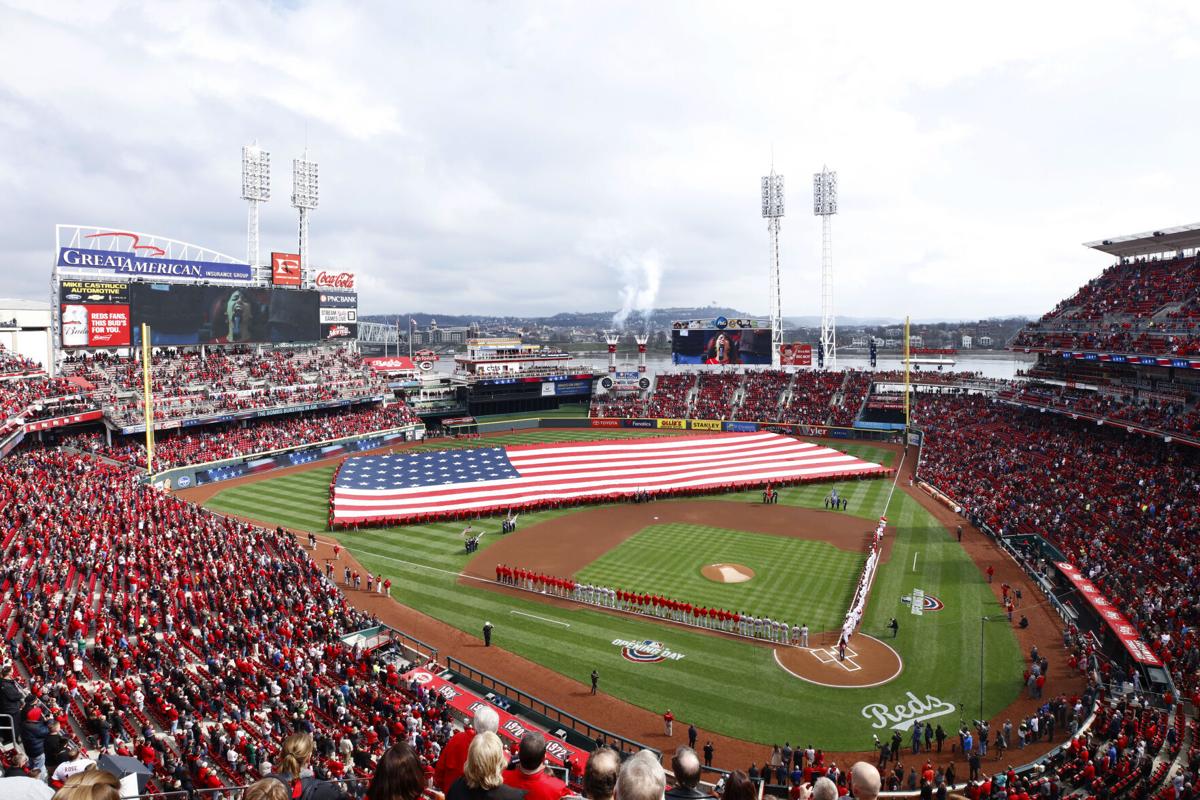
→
(408, 318, 413, 360)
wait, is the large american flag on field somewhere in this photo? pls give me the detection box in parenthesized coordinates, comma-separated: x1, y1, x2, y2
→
(331, 432, 888, 526)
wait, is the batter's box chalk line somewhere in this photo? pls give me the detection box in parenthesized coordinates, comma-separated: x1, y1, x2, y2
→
(809, 645, 863, 672)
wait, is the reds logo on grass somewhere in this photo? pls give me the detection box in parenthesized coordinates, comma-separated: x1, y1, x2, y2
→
(900, 594, 945, 612)
(613, 639, 686, 663)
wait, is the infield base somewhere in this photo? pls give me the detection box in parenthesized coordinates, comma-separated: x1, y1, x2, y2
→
(774, 633, 902, 688)
(702, 563, 755, 583)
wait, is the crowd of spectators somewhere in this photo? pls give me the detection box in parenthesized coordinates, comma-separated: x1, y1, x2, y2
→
(643, 374, 696, 419)
(0, 377, 92, 426)
(998, 383, 1200, 441)
(1012, 254, 1200, 357)
(731, 371, 791, 422)
(690, 373, 740, 420)
(0, 344, 42, 377)
(58, 402, 421, 470)
(777, 372, 842, 426)
(590, 369, 934, 428)
(0, 449, 461, 796)
(913, 392, 1200, 700)
(59, 347, 387, 426)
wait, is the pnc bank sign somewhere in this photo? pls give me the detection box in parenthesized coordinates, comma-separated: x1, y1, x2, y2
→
(58, 246, 252, 282)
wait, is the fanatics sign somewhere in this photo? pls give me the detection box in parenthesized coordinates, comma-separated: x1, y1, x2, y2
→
(271, 252, 302, 286)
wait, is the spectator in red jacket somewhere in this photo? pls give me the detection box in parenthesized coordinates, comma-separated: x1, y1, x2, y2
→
(502, 732, 569, 800)
(436, 707, 500, 792)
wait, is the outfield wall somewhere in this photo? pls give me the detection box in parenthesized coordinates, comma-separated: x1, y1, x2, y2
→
(150, 424, 424, 490)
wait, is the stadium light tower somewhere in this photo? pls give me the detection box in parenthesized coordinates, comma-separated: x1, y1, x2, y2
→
(241, 143, 271, 269)
(761, 169, 785, 367)
(813, 167, 838, 369)
(291, 151, 319, 281)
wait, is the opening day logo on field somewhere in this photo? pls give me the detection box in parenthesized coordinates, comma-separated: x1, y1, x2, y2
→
(900, 593, 945, 612)
(861, 692, 957, 730)
(613, 639, 686, 663)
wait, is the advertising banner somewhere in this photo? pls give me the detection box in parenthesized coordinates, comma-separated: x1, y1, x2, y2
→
(313, 270, 356, 290)
(24, 410, 103, 432)
(690, 420, 723, 431)
(320, 290, 358, 341)
(130, 283, 320, 345)
(60, 280, 131, 347)
(591, 418, 621, 428)
(629, 419, 656, 428)
(400, 669, 585, 767)
(320, 308, 357, 324)
(365, 357, 417, 373)
(1056, 562, 1162, 666)
(656, 418, 687, 430)
(779, 343, 813, 366)
(319, 291, 358, 308)
(58, 247, 251, 282)
(672, 328, 773, 365)
(322, 323, 357, 341)
(552, 379, 592, 396)
(271, 252, 303, 286)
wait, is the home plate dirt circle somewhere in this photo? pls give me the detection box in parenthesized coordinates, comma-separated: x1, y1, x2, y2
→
(702, 563, 755, 583)
(774, 633, 903, 688)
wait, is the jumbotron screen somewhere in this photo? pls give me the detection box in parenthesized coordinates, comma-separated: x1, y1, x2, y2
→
(129, 283, 321, 346)
(671, 328, 773, 365)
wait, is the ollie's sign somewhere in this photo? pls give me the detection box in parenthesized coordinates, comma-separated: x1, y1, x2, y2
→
(314, 270, 356, 290)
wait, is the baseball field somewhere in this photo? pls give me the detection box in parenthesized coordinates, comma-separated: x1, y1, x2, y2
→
(201, 429, 1028, 752)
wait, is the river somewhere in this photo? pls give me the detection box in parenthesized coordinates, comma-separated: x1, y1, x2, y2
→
(433, 351, 1034, 381)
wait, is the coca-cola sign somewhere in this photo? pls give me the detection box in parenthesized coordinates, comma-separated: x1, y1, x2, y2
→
(314, 271, 356, 290)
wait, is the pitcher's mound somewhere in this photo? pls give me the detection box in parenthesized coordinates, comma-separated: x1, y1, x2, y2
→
(702, 563, 755, 583)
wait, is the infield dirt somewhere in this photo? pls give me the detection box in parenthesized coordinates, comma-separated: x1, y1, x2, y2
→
(180, 436, 1085, 776)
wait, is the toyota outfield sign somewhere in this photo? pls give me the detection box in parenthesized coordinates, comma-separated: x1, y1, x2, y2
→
(58, 247, 252, 282)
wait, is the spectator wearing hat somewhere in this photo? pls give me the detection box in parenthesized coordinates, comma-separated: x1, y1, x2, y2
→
(21, 706, 49, 779)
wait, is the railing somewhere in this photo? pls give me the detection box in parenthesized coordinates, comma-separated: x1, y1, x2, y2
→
(103, 777, 370, 800)
(445, 656, 657, 757)
(0, 712, 17, 749)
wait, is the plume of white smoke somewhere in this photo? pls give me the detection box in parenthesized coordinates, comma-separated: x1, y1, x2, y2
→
(611, 251, 662, 330)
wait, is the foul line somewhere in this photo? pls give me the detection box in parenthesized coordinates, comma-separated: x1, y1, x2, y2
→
(510, 610, 570, 627)
(878, 445, 908, 521)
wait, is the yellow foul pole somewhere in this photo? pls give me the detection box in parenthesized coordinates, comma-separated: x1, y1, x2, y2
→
(142, 324, 154, 474)
(903, 316, 911, 427)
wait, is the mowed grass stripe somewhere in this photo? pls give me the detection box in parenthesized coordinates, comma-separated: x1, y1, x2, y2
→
(203, 430, 1026, 749)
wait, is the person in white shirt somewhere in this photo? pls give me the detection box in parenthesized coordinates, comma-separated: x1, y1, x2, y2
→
(51, 745, 96, 783)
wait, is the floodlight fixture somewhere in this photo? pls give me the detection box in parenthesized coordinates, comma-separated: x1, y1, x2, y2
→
(241, 143, 270, 268)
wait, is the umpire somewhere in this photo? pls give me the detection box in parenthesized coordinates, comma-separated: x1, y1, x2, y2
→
(483, 621, 494, 646)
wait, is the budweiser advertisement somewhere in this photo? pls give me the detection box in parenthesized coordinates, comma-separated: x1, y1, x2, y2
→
(1056, 562, 1162, 666)
(314, 270, 356, 290)
(271, 252, 302, 287)
(779, 343, 813, 366)
(59, 280, 131, 348)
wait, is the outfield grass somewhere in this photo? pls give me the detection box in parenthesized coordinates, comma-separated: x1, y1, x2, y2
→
(475, 404, 590, 422)
(204, 433, 1023, 750)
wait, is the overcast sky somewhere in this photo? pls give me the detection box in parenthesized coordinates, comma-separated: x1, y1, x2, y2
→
(2, 1, 1198, 321)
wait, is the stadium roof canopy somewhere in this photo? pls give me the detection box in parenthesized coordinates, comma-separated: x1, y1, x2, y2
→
(1084, 222, 1200, 258)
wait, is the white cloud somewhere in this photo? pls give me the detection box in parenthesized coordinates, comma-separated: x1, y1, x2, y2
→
(0, 0, 1197, 321)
